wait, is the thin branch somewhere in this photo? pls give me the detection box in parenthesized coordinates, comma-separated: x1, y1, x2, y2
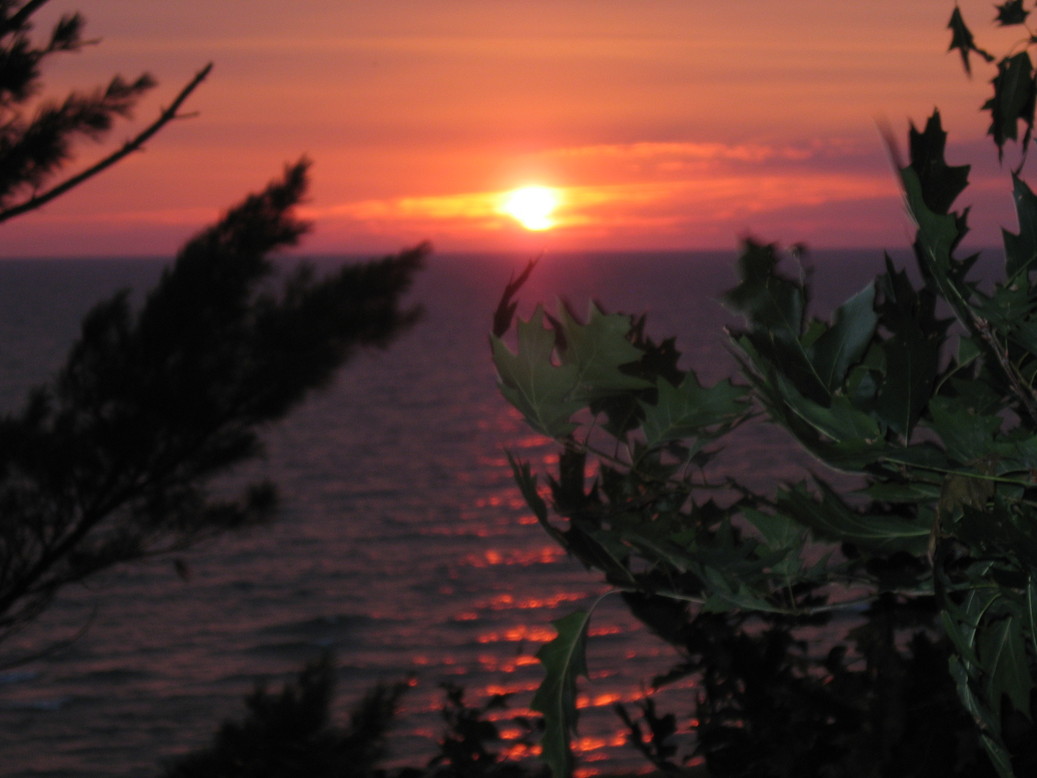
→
(0, 62, 213, 225)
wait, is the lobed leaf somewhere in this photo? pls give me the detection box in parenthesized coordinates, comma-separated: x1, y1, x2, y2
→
(491, 307, 581, 438)
(640, 373, 747, 448)
(558, 302, 652, 399)
(908, 111, 971, 214)
(983, 51, 1036, 159)
(779, 480, 930, 553)
(506, 451, 565, 545)
(872, 258, 946, 438)
(1003, 173, 1037, 279)
(723, 240, 805, 344)
(900, 165, 962, 272)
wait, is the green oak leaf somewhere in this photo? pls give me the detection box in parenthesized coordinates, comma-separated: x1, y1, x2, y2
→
(743, 506, 806, 552)
(900, 165, 963, 274)
(942, 587, 1019, 778)
(980, 612, 1033, 718)
(872, 258, 944, 438)
(983, 51, 1036, 159)
(640, 373, 746, 448)
(723, 240, 805, 343)
(558, 302, 651, 399)
(779, 481, 930, 552)
(1003, 173, 1037, 279)
(908, 111, 971, 214)
(491, 307, 581, 438)
(809, 281, 877, 391)
(532, 609, 593, 778)
(775, 375, 882, 444)
(942, 587, 993, 668)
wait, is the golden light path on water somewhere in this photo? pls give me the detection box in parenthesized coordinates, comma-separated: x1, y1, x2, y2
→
(395, 412, 702, 776)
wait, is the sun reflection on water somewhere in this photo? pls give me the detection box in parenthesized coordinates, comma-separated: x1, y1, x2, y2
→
(466, 546, 566, 568)
(477, 625, 558, 644)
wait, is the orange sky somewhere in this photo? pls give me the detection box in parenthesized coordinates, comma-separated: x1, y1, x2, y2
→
(0, 1, 1025, 257)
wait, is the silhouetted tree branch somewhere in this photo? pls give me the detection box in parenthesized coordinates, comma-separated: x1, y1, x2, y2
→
(0, 62, 213, 224)
(160, 653, 410, 778)
(0, 160, 427, 660)
(0, 1, 428, 665)
(0, 0, 214, 224)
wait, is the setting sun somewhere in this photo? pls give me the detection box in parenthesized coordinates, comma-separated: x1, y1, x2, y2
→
(501, 186, 559, 231)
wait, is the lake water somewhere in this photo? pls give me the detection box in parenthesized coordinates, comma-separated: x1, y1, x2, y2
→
(0, 248, 896, 777)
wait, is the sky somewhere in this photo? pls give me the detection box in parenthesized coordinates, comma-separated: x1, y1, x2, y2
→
(0, 0, 1026, 257)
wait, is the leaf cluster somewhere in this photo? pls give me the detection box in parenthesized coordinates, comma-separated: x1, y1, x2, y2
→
(949, 3, 1037, 165)
(492, 8, 1037, 776)
(0, 2, 428, 664)
(0, 2, 154, 204)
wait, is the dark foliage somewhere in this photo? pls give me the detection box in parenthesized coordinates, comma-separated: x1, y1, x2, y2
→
(0, 0, 210, 223)
(669, 607, 996, 778)
(161, 654, 409, 778)
(163, 661, 551, 778)
(426, 682, 541, 778)
(0, 0, 427, 663)
(0, 160, 427, 657)
(494, 7, 1037, 778)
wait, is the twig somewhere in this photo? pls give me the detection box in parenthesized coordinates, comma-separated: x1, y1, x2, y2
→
(0, 63, 213, 225)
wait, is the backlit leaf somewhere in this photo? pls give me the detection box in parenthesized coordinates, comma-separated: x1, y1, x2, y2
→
(1003, 173, 1037, 278)
(899, 166, 982, 337)
(491, 307, 581, 438)
(640, 373, 747, 448)
(743, 507, 805, 551)
(532, 609, 593, 778)
(809, 281, 877, 390)
(558, 302, 651, 398)
(776, 379, 882, 445)
(779, 480, 930, 552)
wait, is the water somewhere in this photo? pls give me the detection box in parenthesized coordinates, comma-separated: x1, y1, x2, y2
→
(0, 249, 892, 777)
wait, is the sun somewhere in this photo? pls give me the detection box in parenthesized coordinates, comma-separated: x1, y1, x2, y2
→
(501, 186, 559, 231)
